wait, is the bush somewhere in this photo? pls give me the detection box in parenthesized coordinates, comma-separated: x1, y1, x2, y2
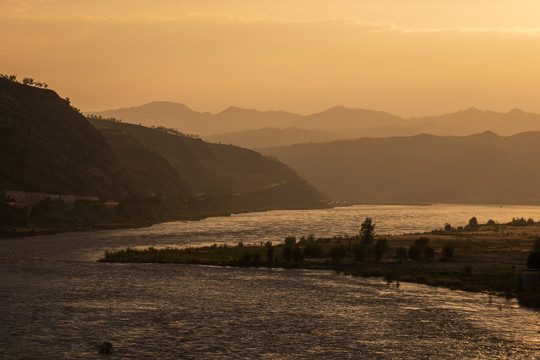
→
(284, 236, 296, 246)
(97, 341, 113, 354)
(424, 246, 435, 262)
(408, 245, 421, 261)
(353, 243, 366, 261)
(292, 245, 304, 263)
(527, 238, 540, 268)
(330, 245, 347, 262)
(441, 243, 455, 261)
(282, 244, 293, 262)
(304, 241, 323, 258)
(265, 242, 274, 264)
(394, 247, 408, 263)
(374, 238, 389, 262)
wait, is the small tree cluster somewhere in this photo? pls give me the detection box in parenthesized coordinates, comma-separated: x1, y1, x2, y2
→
(151, 125, 199, 139)
(0, 74, 48, 88)
(86, 114, 122, 122)
(510, 217, 535, 226)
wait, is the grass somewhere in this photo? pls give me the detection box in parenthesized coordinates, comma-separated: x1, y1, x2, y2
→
(100, 221, 540, 308)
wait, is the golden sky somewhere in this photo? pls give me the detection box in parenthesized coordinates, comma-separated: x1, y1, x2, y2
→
(2, 0, 540, 116)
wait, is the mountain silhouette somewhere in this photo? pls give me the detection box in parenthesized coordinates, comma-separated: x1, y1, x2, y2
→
(93, 102, 540, 148)
(260, 130, 540, 205)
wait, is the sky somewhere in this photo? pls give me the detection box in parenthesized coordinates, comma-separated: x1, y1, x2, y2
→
(2, 0, 540, 116)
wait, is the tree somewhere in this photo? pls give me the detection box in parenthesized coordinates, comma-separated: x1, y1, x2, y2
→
(467, 217, 479, 230)
(282, 237, 296, 262)
(360, 217, 375, 245)
(22, 77, 34, 85)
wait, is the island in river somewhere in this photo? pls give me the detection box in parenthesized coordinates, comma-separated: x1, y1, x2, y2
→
(101, 217, 540, 309)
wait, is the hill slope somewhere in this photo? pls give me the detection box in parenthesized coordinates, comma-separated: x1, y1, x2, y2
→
(0, 79, 328, 234)
(260, 131, 540, 205)
(89, 118, 328, 211)
(0, 77, 130, 200)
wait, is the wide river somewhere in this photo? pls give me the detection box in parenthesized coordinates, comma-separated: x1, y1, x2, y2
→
(1, 204, 539, 359)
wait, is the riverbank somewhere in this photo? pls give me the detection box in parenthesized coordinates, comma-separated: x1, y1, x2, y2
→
(101, 219, 540, 308)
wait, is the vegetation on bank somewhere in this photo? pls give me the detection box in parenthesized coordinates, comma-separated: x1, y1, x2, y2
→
(100, 217, 540, 309)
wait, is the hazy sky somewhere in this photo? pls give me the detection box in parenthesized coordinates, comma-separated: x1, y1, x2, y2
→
(2, 0, 540, 116)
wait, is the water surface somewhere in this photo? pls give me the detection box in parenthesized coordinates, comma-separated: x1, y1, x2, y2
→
(1, 204, 539, 359)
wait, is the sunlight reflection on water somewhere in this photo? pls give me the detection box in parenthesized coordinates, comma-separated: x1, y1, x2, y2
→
(1, 204, 540, 358)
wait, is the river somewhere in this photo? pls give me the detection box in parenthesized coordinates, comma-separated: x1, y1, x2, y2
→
(1, 204, 539, 359)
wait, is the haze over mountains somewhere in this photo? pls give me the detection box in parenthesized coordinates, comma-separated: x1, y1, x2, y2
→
(93, 102, 540, 149)
(260, 131, 540, 205)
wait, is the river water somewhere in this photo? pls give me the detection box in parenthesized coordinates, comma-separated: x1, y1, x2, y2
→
(1, 204, 539, 359)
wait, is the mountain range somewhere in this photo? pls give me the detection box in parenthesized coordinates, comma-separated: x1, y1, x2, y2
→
(259, 131, 540, 205)
(92, 102, 540, 148)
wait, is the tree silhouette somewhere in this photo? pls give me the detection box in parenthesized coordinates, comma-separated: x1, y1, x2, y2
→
(360, 217, 375, 245)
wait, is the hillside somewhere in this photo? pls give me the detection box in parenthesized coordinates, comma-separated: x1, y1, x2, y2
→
(0, 77, 130, 200)
(0, 79, 328, 235)
(259, 131, 540, 205)
(89, 118, 328, 211)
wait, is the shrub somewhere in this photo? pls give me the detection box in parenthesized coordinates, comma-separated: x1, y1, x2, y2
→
(374, 238, 389, 262)
(265, 242, 274, 264)
(284, 236, 296, 246)
(424, 246, 435, 262)
(282, 244, 293, 262)
(292, 245, 304, 263)
(526, 238, 540, 268)
(354, 243, 366, 261)
(330, 245, 347, 262)
(304, 241, 323, 258)
(252, 251, 261, 266)
(241, 251, 252, 265)
(394, 247, 407, 263)
(441, 243, 455, 261)
(408, 245, 421, 261)
(97, 341, 113, 354)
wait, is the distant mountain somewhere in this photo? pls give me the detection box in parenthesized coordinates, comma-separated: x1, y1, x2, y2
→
(405, 107, 540, 136)
(259, 130, 540, 205)
(204, 127, 343, 149)
(298, 106, 403, 131)
(92, 102, 540, 147)
(93, 102, 303, 136)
